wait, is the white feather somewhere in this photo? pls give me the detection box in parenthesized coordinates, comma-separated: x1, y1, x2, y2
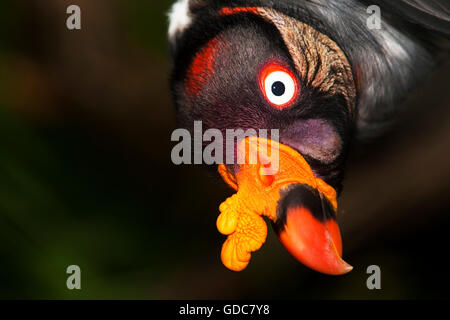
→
(168, 0, 192, 42)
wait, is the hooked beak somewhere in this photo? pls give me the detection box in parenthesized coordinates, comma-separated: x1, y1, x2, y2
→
(273, 184, 352, 275)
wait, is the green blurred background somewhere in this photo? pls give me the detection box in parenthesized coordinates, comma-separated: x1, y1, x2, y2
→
(0, 0, 449, 299)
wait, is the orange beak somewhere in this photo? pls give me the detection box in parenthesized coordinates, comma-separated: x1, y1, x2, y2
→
(273, 184, 352, 275)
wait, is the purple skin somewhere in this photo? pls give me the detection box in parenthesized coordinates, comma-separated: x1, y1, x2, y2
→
(281, 119, 342, 165)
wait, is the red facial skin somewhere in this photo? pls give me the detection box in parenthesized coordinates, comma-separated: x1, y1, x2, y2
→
(186, 6, 262, 96)
(185, 38, 219, 96)
(219, 7, 260, 16)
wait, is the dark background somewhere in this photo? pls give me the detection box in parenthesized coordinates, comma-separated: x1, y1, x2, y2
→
(0, 0, 449, 299)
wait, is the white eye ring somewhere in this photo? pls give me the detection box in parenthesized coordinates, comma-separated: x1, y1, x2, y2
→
(263, 70, 297, 107)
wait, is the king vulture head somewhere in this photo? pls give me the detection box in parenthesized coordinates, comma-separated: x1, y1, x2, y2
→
(168, 0, 450, 275)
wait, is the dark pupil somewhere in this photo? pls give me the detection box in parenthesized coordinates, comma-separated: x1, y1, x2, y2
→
(271, 81, 285, 96)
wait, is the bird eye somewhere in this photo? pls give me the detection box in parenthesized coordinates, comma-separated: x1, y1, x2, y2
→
(260, 64, 298, 109)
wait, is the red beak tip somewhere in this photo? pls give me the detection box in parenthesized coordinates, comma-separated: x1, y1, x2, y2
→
(276, 204, 353, 276)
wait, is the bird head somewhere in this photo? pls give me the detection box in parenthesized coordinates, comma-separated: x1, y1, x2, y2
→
(170, 6, 358, 275)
